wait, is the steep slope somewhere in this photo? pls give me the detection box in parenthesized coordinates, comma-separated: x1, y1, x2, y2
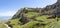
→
(44, 0, 60, 16)
(6, 0, 60, 28)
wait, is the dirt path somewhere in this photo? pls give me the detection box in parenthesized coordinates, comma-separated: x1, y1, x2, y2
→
(4, 24, 11, 28)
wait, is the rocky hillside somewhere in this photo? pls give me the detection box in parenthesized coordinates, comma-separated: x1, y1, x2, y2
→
(6, 0, 60, 28)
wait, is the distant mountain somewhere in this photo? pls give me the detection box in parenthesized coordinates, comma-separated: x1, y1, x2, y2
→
(0, 16, 12, 23)
(0, 16, 12, 20)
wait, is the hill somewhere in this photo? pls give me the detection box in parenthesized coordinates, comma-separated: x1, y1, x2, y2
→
(6, 0, 60, 28)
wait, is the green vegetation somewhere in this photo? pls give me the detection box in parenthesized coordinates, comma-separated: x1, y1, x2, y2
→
(8, 7, 60, 28)
(24, 12, 39, 18)
(1, 8, 60, 28)
(9, 18, 22, 28)
(0, 23, 7, 28)
(35, 15, 48, 21)
(0, 19, 8, 28)
(9, 18, 21, 25)
(1, 0, 60, 28)
(21, 21, 39, 28)
(47, 21, 60, 28)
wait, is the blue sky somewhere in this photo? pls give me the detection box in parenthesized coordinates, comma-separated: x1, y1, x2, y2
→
(0, 0, 57, 16)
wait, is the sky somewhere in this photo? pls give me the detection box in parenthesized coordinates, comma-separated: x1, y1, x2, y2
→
(0, 0, 57, 16)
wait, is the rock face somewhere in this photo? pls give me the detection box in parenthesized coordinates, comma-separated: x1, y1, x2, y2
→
(43, 0, 60, 17)
(57, 0, 60, 3)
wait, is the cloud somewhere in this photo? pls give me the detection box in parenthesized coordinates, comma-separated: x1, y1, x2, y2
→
(0, 11, 16, 16)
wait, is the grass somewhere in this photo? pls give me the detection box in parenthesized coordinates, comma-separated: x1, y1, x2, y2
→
(35, 15, 57, 25)
(3, 15, 60, 28)
(35, 15, 48, 21)
(1, 15, 60, 28)
(12, 25, 21, 28)
(48, 21, 60, 28)
(9, 19, 20, 24)
(0, 19, 8, 28)
(9, 19, 40, 28)
(21, 21, 39, 28)
(9, 18, 22, 28)
(24, 12, 40, 18)
(0, 23, 7, 28)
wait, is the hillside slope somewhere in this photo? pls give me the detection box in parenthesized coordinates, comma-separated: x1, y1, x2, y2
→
(6, 0, 60, 28)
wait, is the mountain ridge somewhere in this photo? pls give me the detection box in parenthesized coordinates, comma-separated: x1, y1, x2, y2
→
(6, 0, 60, 28)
